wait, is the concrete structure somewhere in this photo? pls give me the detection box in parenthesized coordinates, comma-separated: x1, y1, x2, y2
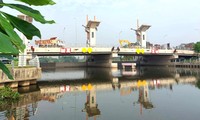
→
(122, 63, 136, 69)
(133, 20, 151, 48)
(84, 16, 100, 47)
(0, 67, 41, 88)
(27, 46, 195, 67)
(18, 15, 33, 67)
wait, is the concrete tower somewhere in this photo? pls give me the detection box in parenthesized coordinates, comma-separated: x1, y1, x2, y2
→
(135, 20, 151, 48)
(17, 15, 32, 66)
(84, 16, 100, 47)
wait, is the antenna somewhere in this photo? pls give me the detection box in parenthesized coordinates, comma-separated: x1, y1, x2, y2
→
(137, 19, 139, 29)
(94, 16, 96, 21)
(86, 15, 88, 24)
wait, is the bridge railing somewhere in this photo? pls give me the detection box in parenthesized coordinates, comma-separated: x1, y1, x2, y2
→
(27, 46, 195, 55)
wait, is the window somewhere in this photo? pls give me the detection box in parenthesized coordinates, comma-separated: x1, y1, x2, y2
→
(92, 97, 94, 103)
(143, 35, 145, 40)
(92, 32, 94, 38)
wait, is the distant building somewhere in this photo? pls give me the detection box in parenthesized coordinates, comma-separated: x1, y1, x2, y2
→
(161, 43, 170, 49)
(176, 43, 194, 50)
(146, 41, 153, 49)
(154, 44, 161, 49)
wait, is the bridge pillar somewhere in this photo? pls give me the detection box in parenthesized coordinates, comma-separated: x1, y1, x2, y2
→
(140, 55, 176, 66)
(87, 54, 111, 67)
(87, 53, 118, 68)
(111, 53, 118, 68)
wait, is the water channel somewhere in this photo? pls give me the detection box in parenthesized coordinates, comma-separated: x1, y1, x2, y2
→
(1, 67, 200, 120)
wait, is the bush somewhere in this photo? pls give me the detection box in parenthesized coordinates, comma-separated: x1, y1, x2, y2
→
(0, 87, 20, 101)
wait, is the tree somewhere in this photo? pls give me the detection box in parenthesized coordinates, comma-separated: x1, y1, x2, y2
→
(193, 42, 200, 53)
(0, 0, 55, 79)
(194, 42, 200, 60)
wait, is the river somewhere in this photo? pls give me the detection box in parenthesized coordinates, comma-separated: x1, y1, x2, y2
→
(1, 67, 200, 120)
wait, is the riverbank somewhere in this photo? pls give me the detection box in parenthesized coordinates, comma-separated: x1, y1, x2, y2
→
(0, 67, 41, 88)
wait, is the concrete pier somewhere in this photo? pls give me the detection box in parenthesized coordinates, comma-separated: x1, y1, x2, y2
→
(0, 67, 41, 88)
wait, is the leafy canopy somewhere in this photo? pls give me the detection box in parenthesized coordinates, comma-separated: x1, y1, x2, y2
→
(194, 42, 200, 53)
(0, 0, 55, 79)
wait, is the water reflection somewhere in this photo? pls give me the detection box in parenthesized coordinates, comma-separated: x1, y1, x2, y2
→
(0, 85, 40, 120)
(137, 81, 154, 110)
(82, 85, 100, 119)
(1, 67, 200, 120)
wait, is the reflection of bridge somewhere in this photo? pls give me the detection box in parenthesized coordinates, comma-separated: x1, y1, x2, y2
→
(38, 76, 197, 94)
(0, 70, 197, 120)
(38, 74, 197, 118)
(0, 85, 41, 120)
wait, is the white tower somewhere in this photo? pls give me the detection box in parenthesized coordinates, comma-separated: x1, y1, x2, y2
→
(135, 20, 151, 48)
(17, 15, 32, 66)
(84, 16, 100, 47)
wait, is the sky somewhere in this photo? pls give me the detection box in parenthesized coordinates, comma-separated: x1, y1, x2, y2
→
(2, 0, 200, 47)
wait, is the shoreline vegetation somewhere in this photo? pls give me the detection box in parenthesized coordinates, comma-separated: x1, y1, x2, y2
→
(0, 87, 20, 105)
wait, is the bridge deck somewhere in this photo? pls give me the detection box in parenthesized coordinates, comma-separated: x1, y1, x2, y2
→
(27, 47, 195, 56)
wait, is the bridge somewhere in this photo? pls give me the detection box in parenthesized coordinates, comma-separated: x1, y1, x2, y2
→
(27, 46, 194, 56)
(27, 45, 195, 67)
(20, 16, 196, 68)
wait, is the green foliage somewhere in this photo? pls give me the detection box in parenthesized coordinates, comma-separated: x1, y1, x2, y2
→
(121, 56, 134, 61)
(2, 12, 41, 39)
(0, 32, 19, 54)
(60, 56, 78, 62)
(193, 42, 200, 53)
(0, 0, 55, 79)
(0, 86, 20, 101)
(16, 0, 56, 6)
(196, 80, 200, 89)
(39, 56, 79, 63)
(0, 61, 13, 79)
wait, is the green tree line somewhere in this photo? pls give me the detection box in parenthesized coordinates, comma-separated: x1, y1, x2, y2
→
(40, 56, 82, 63)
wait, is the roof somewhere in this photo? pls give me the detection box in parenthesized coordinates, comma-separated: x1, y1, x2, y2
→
(86, 20, 100, 28)
(138, 24, 151, 31)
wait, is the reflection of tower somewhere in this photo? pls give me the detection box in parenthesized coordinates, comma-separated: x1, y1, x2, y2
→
(84, 15, 100, 47)
(112, 77, 121, 90)
(137, 81, 153, 115)
(82, 88, 100, 120)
